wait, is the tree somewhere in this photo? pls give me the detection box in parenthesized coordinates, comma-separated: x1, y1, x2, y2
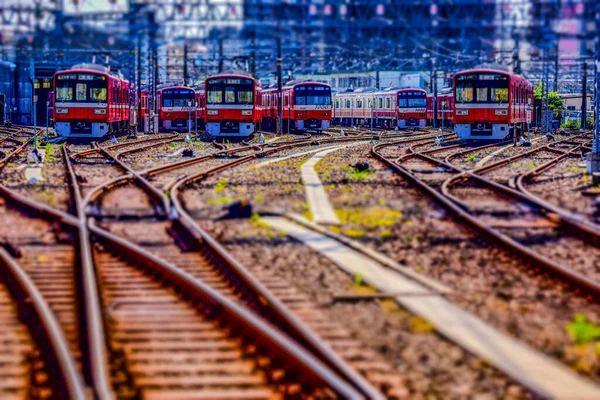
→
(534, 83, 565, 118)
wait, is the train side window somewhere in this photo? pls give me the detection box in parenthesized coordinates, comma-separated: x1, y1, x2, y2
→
(335, 99, 339, 109)
(346, 99, 350, 108)
(386, 98, 391, 109)
(378, 98, 383, 109)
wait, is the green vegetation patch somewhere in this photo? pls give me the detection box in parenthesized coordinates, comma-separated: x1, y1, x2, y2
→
(335, 207, 402, 228)
(346, 166, 373, 180)
(567, 314, 600, 345)
(214, 179, 228, 193)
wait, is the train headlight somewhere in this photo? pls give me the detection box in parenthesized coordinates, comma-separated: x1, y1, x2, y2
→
(456, 110, 468, 116)
(495, 110, 508, 116)
(56, 108, 69, 114)
(241, 110, 252, 116)
(298, 112, 304, 116)
(94, 108, 107, 115)
(207, 110, 218, 115)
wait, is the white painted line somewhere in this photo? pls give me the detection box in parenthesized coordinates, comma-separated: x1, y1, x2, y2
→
(474, 136, 545, 168)
(302, 147, 344, 225)
(263, 216, 600, 400)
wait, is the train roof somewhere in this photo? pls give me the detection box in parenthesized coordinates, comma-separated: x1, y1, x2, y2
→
(335, 87, 426, 96)
(454, 68, 531, 84)
(262, 81, 331, 91)
(54, 68, 128, 83)
(157, 85, 195, 92)
(205, 74, 260, 87)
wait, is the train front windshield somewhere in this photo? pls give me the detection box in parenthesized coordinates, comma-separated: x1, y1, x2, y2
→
(55, 73, 108, 103)
(206, 78, 254, 105)
(398, 91, 426, 108)
(455, 73, 509, 104)
(162, 89, 195, 107)
(294, 85, 332, 105)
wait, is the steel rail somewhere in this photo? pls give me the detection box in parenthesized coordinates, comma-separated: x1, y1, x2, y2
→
(71, 133, 179, 159)
(63, 146, 116, 400)
(74, 138, 368, 398)
(168, 141, 388, 399)
(0, 138, 31, 168)
(515, 145, 600, 233)
(372, 140, 600, 295)
(0, 248, 87, 400)
(87, 220, 364, 399)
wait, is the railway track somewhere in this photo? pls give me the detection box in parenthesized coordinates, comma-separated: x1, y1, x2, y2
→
(81, 130, 430, 397)
(373, 132, 600, 294)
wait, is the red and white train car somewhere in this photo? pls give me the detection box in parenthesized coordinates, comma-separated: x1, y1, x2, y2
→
(453, 69, 533, 139)
(333, 87, 427, 129)
(53, 65, 130, 138)
(426, 92, 454, 127)
(204, 74, 262, 137)
(195, 84, 206, 130)
(262, 81, 332, 132)
(157, 86, 196, 131)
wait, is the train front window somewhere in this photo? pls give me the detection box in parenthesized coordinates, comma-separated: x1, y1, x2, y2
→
(294, 85, 331, 106)
(90, 88, 107, 101)
(56, 86, 73, 101)
(456, 73, 508, 103)
(398, 92, 426, 107)
(207, 78, 254, 105)
(162, 89, 195, 107)
(56, 73, 108, 103)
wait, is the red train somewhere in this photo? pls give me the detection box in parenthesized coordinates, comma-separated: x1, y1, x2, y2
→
(333, 88, 427, 129)
(53, 65, 131, 138)
(156, 86, 196, 131)
(204, 74, 262, 138)
(195, 84, 206, 131)
(453, 69, 533, 139)
(426, 92, 454, 127)
(261, 81, 332, 132)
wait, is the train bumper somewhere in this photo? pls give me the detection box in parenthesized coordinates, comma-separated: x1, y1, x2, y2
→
(55, 121, 109, 138)
(454, 123, 510, 139)
(398, 118, 426, 128)
(296, 119, 330, 130)
(206, 122, 255, 137)
(163, 119, 191, 131)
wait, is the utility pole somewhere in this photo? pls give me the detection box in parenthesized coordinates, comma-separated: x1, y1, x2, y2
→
(587, 1, 600, 175)
(276, 23, 283, 135)
(183, 43, 188, 86)
(581, 61, 587, 131)
(137, 36, 142, 133)
(433, 49, 438, 129)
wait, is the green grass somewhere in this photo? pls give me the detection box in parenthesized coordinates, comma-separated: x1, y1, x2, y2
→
(343, 228, 366, 238)
(354, 272, 365, 287)
(346, 167, 373, 180)
(379, 229, 393, 238)
(567, 314, 600, 345)
(207, 196, 234, 205)
(254, 195, 264, 203)
(214, 179, 228, 193)
(335, 208, 402, 228)
(44, 143, 55, 162)
(169, 142, 178, 148)
(467, 154, 477, 163)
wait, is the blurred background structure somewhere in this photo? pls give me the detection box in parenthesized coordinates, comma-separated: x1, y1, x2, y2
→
(0, 0, 597, 128)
